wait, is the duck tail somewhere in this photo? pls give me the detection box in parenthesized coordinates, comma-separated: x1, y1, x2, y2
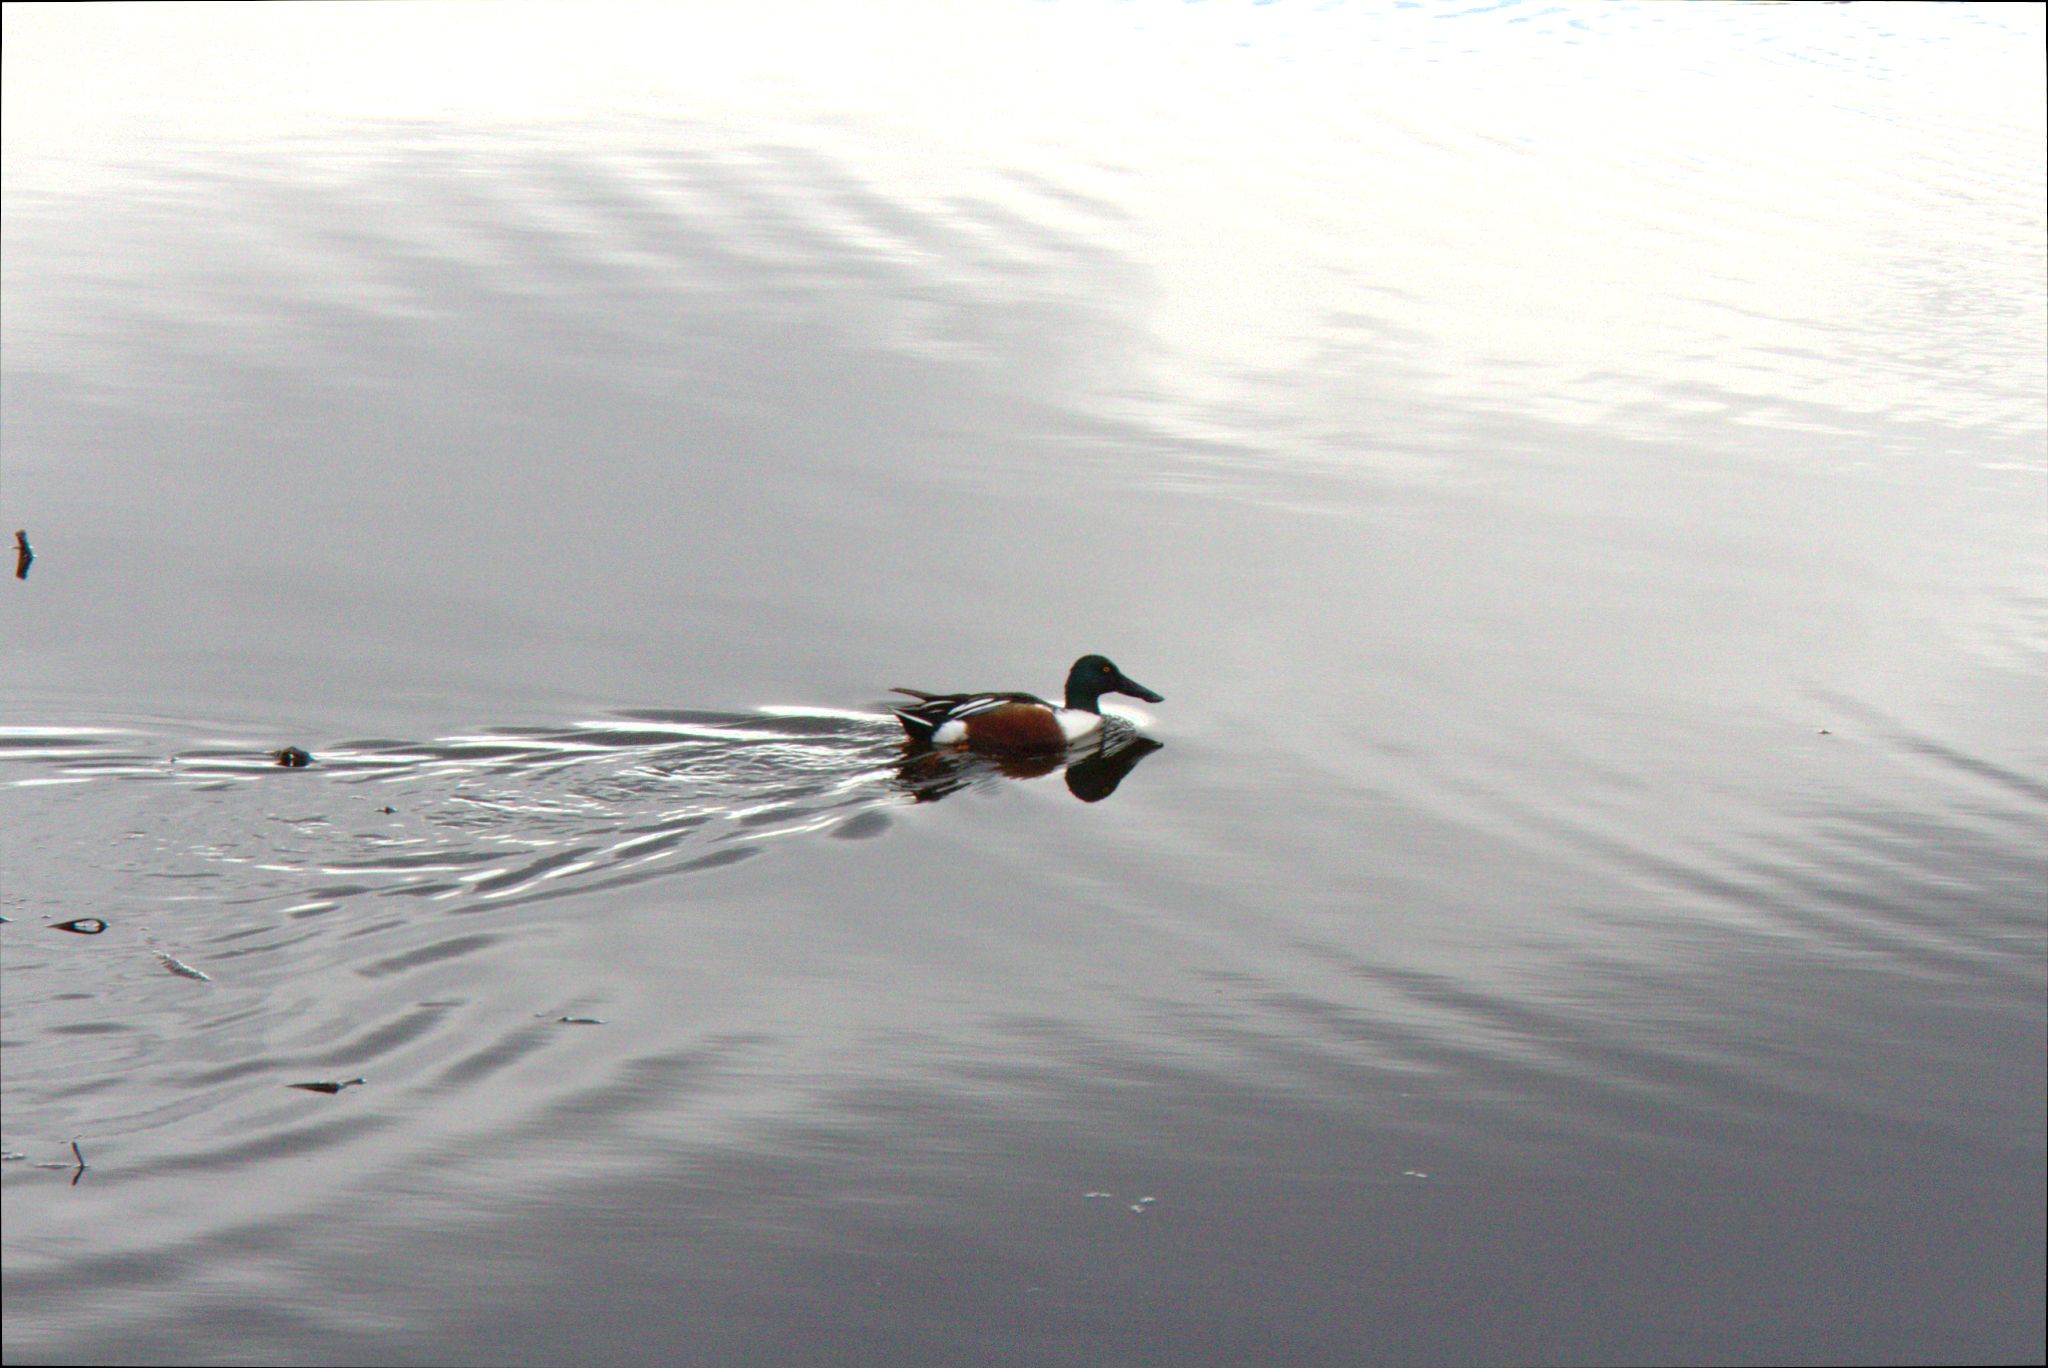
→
(892, 706, 942, 744)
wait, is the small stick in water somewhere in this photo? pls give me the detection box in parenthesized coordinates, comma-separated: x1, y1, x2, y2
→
(288, 1078, 366, 1095)
(14, 529, 30, 580)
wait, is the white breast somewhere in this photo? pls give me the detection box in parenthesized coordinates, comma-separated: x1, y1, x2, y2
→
(1055, 709, 1104, 742)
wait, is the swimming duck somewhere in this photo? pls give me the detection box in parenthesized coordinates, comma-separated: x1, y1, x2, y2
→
(891, 654, 1163, 753)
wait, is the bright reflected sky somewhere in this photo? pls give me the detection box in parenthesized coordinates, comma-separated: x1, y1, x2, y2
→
(6, 1, 2044, 431)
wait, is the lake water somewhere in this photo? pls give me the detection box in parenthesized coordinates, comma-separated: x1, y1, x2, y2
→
(3, 4, 2043, 1364)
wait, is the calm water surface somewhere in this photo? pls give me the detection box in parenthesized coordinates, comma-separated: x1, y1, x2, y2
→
(4, 4, 2043, 1365)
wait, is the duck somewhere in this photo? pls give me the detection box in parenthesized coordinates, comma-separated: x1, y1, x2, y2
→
(891, 654, 1163, 753)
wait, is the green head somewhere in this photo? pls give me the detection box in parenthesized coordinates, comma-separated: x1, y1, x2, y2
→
(1064, 655, 1163, 713)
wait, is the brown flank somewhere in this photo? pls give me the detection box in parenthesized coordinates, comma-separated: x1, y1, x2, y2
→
(958, 703, 1069, 752)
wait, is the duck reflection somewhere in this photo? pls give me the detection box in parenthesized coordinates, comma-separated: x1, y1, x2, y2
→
(895, 728, 1162, 804)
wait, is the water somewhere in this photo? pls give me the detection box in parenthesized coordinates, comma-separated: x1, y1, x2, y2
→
(4, 4, 2043, 1364)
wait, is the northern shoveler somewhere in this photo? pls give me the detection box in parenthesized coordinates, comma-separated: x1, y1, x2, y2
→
(892, 654, 1163, 753)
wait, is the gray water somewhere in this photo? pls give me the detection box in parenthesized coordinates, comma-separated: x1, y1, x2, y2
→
(3, 4, 2043, 1365)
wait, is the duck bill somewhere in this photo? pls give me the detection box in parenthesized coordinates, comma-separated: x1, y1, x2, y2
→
(1114, 673, 1163, 704)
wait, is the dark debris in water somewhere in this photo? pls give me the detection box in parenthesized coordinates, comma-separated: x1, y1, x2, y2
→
(51, 918, 108, 935)
(538, 1013, 607, 1025)
(14, 529, 30, 580)
(288, 1077, 366, 1095)
(19, 1140, 89, 1184)
(274, 746, 314, 768)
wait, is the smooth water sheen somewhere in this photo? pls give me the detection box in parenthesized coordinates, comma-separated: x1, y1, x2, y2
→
(4, 5, 2043, 1365)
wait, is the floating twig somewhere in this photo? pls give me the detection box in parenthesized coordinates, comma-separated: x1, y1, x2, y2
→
(288, 1077, 366, 1095)
(31, 1139, 88, 1184)
(155, 951, 212, 982)
(14, 529, 31, 580)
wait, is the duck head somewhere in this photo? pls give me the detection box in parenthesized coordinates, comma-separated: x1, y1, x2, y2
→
(1064, 654, 1164, 713)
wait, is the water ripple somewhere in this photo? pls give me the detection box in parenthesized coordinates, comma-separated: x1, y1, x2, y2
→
(2, 711, 949, 922)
